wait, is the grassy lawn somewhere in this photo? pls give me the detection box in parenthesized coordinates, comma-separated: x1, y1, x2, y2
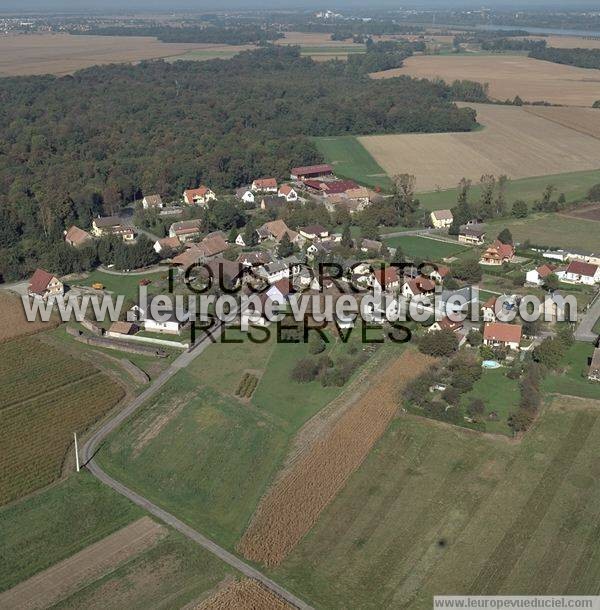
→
(383, 235, 469, 260)
(418, 169, 600, 212)
(252, 335, 354, 431)
(274, 399, 600, 608)
(314, 135, 393, 190)
(98, 376, 288, 549)
(460, 367, 520, 435)
(97, 329, 379, 551)
(0, 473, 143, 592)
(483, 214, 600, 252)
(543, 342, 600, 401)
(76, 270, 167, 302)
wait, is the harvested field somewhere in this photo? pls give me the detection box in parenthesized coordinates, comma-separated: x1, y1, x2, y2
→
(524, 106, 600, 139)
(370, 55, 600, 106)
(273, 398, 600, 608)
(563, 203, 600, 221)
(359, 103, 600, 192)
(237, 350, 435, 567)
(0, 33, 231, 77)
(0, 292, 58, 343)
(525, 35, 600, 50)
(194, 579, 293, 610)
(0, 336, 125, 505)
(0, 517, 165, 610)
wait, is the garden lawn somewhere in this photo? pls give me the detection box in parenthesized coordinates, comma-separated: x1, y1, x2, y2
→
(460, 367, 520, 435)
(77, 270, 167, 302)
(383, 235, 469, 260)
(543, 342, 600, 401)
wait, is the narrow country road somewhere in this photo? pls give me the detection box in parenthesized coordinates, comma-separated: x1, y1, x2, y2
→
(81, 324, 313, 610)
(575, 291, 600, 343)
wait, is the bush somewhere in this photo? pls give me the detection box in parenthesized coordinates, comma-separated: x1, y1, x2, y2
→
(308, 333, 326, 355)
(442, 386, 461, 405)
(291, 358, 319, 383)
(418, 329, 459, 357)
(466, 398, 485, 419)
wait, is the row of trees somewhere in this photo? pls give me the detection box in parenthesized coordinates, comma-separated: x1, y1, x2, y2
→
(530, 46, 600, 72)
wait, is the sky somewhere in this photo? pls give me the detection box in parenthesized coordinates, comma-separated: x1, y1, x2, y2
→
(1, 1, 597, 13)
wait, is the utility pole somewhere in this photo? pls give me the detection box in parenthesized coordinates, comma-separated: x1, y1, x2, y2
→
(74, 432, 80, 473)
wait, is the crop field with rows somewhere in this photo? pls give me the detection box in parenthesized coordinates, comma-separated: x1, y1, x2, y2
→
(0, 337, 125, 505)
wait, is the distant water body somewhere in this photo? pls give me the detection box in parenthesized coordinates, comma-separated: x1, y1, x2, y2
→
(476, 24, 600, 37)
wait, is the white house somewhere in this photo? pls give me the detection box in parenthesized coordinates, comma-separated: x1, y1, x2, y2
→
(130, 305, 190, 335)
(28, 269, 64, 300)
(483, 322, 522, 351)
(563, 261, 600, 285)
(153, 236, 181, 255)
(278, 184, 298, 202)
(142, 194, 164, 209)
(236, 187, 255, 204)
(525, 264, 556, 286)
(251, 178, 278, 193)
(430, 209, 453, 229)
(183, 186, 217, 206)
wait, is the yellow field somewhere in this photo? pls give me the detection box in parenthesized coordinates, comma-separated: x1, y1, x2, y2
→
(359, 103, 600, 192)
(0, 33, 231, 76)
(370, 55, 600, 107)
(524, 106, 600, 139)
(526, 35, 600, 49)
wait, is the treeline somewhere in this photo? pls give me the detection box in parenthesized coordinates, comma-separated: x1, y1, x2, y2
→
(345, 40, 420, 74)
(529, 46, 600, 71)
(481, 38, 547, 52)
(0, 46, 477, 280)
(72, 25, 283, 45)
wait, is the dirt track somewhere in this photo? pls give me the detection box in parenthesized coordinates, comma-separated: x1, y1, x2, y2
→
(0, 517, 165, 610)
(238, 350, 435, 567)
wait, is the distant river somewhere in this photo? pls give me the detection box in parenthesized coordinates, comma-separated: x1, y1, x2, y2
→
(476, 24, 600, 37)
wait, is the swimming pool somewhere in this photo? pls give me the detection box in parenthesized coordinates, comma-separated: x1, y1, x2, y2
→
(482, 360, 501, 369)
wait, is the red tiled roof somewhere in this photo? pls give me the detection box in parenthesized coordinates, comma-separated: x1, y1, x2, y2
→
(566, 260, 598, 277)
(253, 178, 278, 189)
(185, 186, 211, 199)
(279, 184, 294, 195)
(483, 322, 522, 344)
(29, 268, 55, 295)
(373, 267, 399, 287)
(291, 164, 333, 177)
(439, 316, 463, 331)
(536, 264, 556, 278)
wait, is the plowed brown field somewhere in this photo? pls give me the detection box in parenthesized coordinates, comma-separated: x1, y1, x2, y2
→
(195, 579, 293, 610)
(0, 292, 59, 343)
(237, 350, 435, 567)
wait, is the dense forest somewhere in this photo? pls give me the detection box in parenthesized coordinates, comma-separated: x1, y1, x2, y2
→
(529, 46, 600, 71)
(72, 25, 283, 45)
(0, 46, 478, 280)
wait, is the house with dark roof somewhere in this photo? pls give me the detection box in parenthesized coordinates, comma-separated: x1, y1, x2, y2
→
(458, 224, 486, 245)
(260, 196, 285, 213)
(28, 269, 64, 300)
(290, 164, 333, 180)
(299, 224, 329, 240)
(169, 219, 202, 242)
(92, 216, 135, 241)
